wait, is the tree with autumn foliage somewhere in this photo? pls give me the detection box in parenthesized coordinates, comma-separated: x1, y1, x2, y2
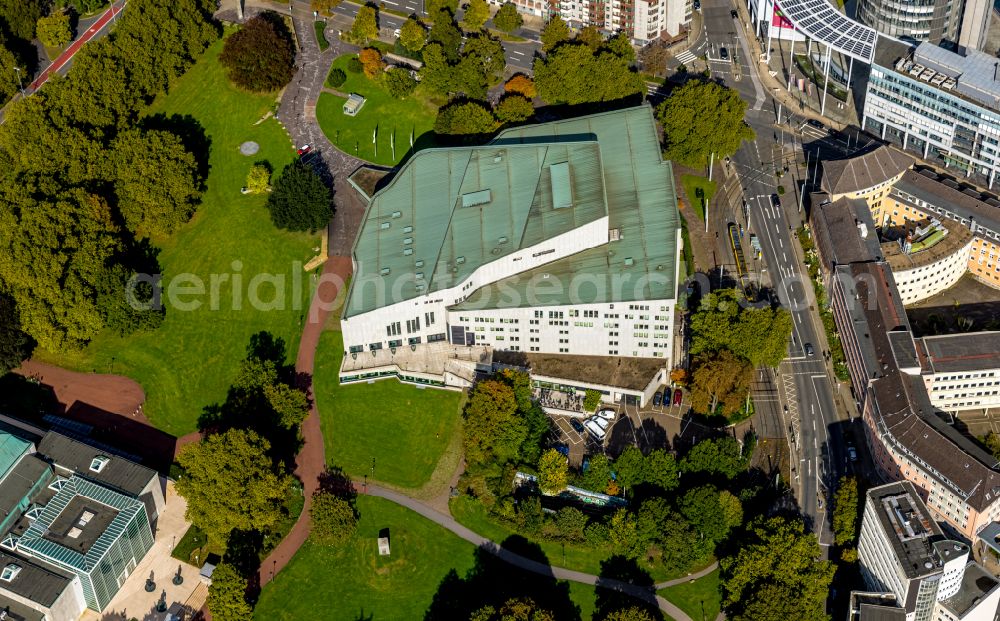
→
(359, 47, 384, 78)
(504, 74, 535, 98)
(462, 379, 528, 466)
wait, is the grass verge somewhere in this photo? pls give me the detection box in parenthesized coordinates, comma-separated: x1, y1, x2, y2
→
(315, 54, 439, 166)
(313, 330, 464, 489)
(34, 35, 318, 435)
(680, 174, 716, 223)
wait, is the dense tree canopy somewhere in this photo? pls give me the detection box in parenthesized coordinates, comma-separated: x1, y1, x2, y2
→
(689, 351, 753, 417)
(0, 293, 33, 374)
(427, 8, 463, 61)
(219, 13, 295, 93)
(176, 429, 293, 543)
(471, 598, 555, 621)
(36, 12, 72, 48)
(207, 563, 253, 621)
(680, 435, 750, 479)
(0, 0, 43, 41)
(539, 15, 569, 52)
(399, 16, 427, 52)
(492, 3, 522, 32)
(434, 100, 497, 136)
(833, 476, 859, 547)
(0, 42, 22, 103)
(266, 161, 333, 232)
(657, 80, 755, 167)
(689, 289, 792, 368)
(533, 39, 643, 105)
(495, 94, 533, 124)
(720, 517, 834, 621)
(462, 379, 527, 466)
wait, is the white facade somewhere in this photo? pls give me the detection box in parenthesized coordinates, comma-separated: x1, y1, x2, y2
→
(341, 216, 609, 354)
(924, 370, 1000, 412)
(891, 237, 973, 305)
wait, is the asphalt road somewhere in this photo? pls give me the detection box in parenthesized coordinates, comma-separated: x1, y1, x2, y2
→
(699, 0, 846, 547)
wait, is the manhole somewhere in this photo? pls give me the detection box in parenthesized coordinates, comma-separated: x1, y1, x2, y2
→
(239, 141, 260, 156)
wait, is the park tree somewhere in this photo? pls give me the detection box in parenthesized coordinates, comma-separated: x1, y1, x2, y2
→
(681, 436, 748, 479)
(496, 369, 549, 464)
(720, 517, 835, 621)
(608, 508, 644, 558)
(540, 15, 569, 52)
(657, 80, 755, 168)
(718, 490, 744, 531)
(311, 0, 341, 15)
(833, 476, 859, 547)
(434, 100, 497, 136)
(359, 47, 384, 78)
(492, 2, 522, 33)
(426, 0, 459, 15)
(637, 498, 703, 573)
(533, 43, 643, 105)
(554, 507, 588, 541)
(111, 128, 203, 237)
(310, 491, 358, 545)
(219, 12, 295, 92)
(462, 379, 528, 466)
(349, 5, 379, 44)
(266, 160, 332, 232)
(644, 449, 678, 492)
(36, 11, 72, 48)
(471, 598, 556, 621)
(580, 453, 612, 492)
(576, 25, 603, 49)
(207, 563, 253, 621)
(176, 429, 293, 544)
(689, 289, 792, 368)
(504, 73, 535, 98)
(0, 293, 33, 375)
(681, 485, 734, 547)
(245, 164, 271, 194)
(462, 34, 505, 83)
(639, 42, 670, 76)
(464, 0, 491, 30)
(614, 445, 647, 493)
(537, 448, 568, 494)
(0, 0, 44, 40)
(419, 43, 454, 95)
(604, 608, 656, 621)
(427, 8, 463, 60)
(96, 264, 165, 337)
(689, 351, 753, 417)
(494, 95, 533, 124)
(0, 43, 22, 103)
(229, 356, 311, 430)
(399, 16, 427, 52)
(384, 67, 417, 98)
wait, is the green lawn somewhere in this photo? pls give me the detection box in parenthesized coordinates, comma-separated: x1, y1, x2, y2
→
(313, 331, 465, 489)
(659, 569, 722, 621)
(315, 54, 439, 166)
(34, 35, 318, 435)
(449, 496, 684, 583)
(253, 495, 599, 620)
(680, 174, 716, 223)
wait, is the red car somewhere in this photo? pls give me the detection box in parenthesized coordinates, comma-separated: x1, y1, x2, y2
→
(672, 389, 682, 406)
(297, 144, 312, 155)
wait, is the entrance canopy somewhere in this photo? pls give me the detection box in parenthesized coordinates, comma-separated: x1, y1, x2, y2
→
(775, 0, 879, 63)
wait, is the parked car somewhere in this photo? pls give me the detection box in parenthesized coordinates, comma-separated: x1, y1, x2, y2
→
(297, 144, 312, 155)
(848, 446, 858, 462)
(591, 416, 610, 432)
(672, 389, 683, 406)
(806, 118, 827, 131)
(585, 419, 608, 440)
(570, 418, 585, 434)
(652, 391, 662, 407)
(597, 409, 616, 422)
(804, 342, 815, 356)
(720, 47, 728, 60)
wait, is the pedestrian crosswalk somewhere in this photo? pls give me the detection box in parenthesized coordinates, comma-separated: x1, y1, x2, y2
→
(674, 50, 697, 65)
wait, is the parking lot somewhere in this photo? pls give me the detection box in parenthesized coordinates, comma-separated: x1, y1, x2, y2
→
(548, 389, 723, 466)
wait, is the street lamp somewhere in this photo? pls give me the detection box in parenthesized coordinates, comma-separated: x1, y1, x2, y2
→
(12, 66, 25, 98)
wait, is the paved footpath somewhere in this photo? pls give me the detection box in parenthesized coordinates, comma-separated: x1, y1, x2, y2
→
(362, 482, 707, 621)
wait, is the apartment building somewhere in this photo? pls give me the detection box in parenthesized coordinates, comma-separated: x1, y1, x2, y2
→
(858, 481, 1000, 621)
(863, 40, 1000, 189)
(339, 107, 680, 396)
(491, 0, 692, 42)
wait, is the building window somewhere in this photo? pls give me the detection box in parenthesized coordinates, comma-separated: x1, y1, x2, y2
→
(90, 455, 110, 473)
(0, 564, 20, 582)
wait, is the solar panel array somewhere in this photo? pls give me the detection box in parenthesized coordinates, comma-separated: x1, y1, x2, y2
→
(777, 0, 877, 62)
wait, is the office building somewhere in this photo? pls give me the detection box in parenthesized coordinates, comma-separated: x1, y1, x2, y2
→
(858, 481, 1000, 621)
(855, 0, 989, 51)
(0, 429, 162, 617)
(339, 107, 681, 402)
(863, 41, 1000, 189)
(918, 333, 1000, 413)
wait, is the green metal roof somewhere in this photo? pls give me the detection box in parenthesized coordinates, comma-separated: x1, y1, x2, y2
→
(0, 434, 31, 483)
(455, 106, 679, 309)
(344, 106, 678, 316)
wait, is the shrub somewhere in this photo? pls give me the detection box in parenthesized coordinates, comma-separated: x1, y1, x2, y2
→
(245, 164, 271, 194)
(219, 12, 295, 93)
(310, 492, 358, 546)
(327, 67, 346, 88)
(583, 389, 601, 412)
(347, 57, 363, 73)
(384, 67, 417, 98)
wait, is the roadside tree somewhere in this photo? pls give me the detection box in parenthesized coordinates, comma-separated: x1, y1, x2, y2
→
(311, 0, 341, 15)
(399, 16, 427, 52)
(0, 43, 22, 103)
(464, 0, 491, 30)
(833, 476, 859, 546)
(539, 15, 569, 52)
(492, 2, 522, 33)
(657, 80, 755, 168)
(349, 5, 379, 44)
(36, 11, 72, 48)
(688, 351, 753, 417)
